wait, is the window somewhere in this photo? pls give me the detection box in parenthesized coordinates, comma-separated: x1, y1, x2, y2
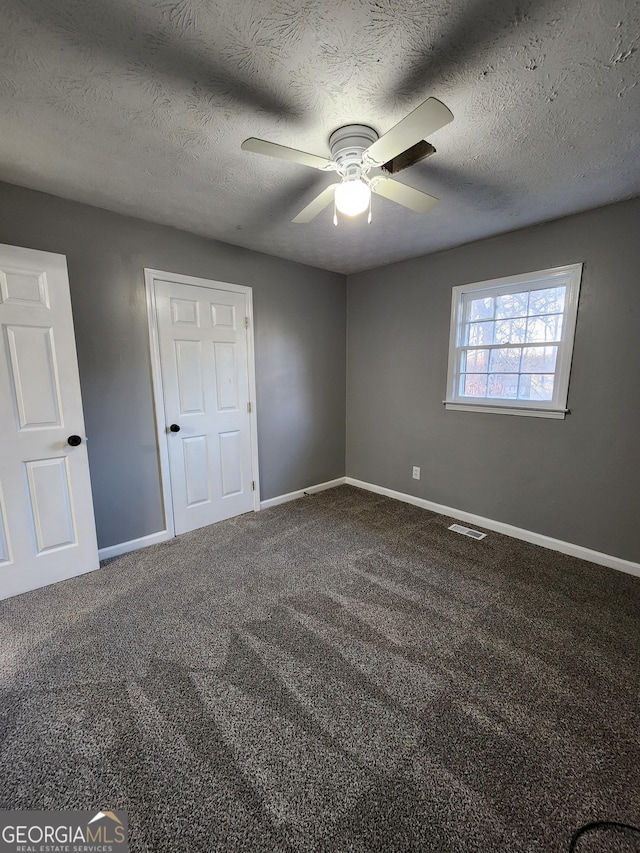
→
(445, 264, 582, 418)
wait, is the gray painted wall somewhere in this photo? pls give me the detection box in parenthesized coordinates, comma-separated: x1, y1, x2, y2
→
(2, 178, 636, 564)
(347, 197, 640, 563)
(0, 182, 346, 549)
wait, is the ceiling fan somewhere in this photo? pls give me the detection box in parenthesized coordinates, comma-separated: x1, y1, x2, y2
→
(241, 97, 453, 224)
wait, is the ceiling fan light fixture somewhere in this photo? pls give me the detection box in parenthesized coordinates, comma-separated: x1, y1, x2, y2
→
(334, 179, 371, 217)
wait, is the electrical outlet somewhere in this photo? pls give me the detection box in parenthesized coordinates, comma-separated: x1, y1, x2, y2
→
(412, 466, 420, 480)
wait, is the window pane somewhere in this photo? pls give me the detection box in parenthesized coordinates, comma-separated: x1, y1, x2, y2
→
(496, 291, 528, 319)
(518, 374, 555, 401)
(468, 296, 494, 321)
(488, 374, 519, 398)
(463, 349, 489, 373)
(462, 374, 488, 397)
(489, 347, 522, 373)
(521, 346, 557, 373)
(529, 286, 565, 315)
(450, 266, 581, 414)
(526, 314, 563, 342)
(468, 321, 495, 345)
(495, 318, 526, 344)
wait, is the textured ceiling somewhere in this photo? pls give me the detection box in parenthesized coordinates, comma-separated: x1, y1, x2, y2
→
(1, 0, 639, 274)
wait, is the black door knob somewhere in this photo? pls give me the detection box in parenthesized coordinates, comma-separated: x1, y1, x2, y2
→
(169, 424, 181, 432)
(67, 435, 82, 446)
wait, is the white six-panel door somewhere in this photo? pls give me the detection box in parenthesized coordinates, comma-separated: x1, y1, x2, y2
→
(0, 244, 99, 600)
(152, 276, 257, 535)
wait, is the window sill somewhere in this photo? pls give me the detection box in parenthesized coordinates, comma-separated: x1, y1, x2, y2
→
(443, 401, 568, 419)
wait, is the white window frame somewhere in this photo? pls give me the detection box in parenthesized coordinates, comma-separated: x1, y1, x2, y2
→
(444, 263, 583, 419)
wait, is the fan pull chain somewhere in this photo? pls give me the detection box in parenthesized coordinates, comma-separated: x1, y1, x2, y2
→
(367, 193, 372, 224)
(333, 198, 338, 226)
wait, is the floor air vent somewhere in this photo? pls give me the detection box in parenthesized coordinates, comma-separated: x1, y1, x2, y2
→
(448, 523, 487, 540)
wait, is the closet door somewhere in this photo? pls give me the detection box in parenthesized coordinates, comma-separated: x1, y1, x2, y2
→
(153, 276, 256, 535)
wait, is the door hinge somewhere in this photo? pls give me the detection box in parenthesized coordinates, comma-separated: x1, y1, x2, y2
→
(244, 316, 249, 329)
(251, 481, 255, 491)
(247, 401, 252, 413)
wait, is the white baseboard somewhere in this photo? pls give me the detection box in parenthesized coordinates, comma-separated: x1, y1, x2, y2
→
(97, 478, 639, 580)
(98, 530, 169, 561)
(260, 477, 347, 510)
(99, 477, 347, 559)
(346, 477, 640, 579)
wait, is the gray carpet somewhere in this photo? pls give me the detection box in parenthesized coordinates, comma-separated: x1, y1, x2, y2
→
(1, 485, 639, 852)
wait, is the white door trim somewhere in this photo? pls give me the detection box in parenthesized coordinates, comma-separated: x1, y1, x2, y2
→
(144, 268, 261, 539)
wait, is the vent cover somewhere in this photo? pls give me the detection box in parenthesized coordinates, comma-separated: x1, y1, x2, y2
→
(448, 523, 487, 540)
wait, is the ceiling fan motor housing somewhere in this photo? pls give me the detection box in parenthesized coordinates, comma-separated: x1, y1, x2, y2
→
(329, 124, 379, 176)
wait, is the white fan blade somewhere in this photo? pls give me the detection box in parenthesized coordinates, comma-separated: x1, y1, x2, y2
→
(242, 137, 334, 170)
(371, 177, 438, 213)
(292, 184, 339, 223)
(365, 97, 453, 166)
